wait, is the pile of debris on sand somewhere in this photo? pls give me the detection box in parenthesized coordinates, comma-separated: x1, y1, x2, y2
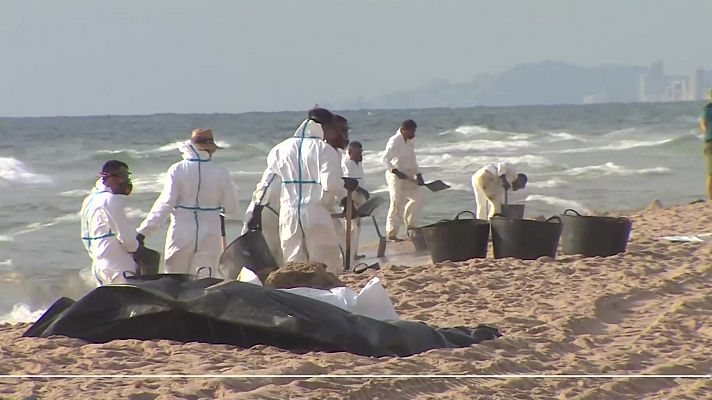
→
(264, 262, 343, 290)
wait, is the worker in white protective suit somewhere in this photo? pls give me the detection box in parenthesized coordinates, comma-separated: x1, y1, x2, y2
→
(241, 172, 283, 265)
(471, 162, 528, 220)
(382, 119, 424, 241)
(246, 108, 356, 274)
(341, 140, 370, 261)
(137, 129, 239, 275)
(80, 160, 139, 286)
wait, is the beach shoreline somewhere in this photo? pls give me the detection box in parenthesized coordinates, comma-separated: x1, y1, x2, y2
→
(1, 202, 712, 398)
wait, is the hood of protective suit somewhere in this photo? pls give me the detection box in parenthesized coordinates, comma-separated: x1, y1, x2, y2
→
(178, 141, 212, 161)
(293, 119, 325, 139)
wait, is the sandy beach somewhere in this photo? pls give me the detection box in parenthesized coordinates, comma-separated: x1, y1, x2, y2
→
(2, 202, 712, 399)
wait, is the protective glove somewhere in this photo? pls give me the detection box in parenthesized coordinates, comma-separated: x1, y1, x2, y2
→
(392, 169, 408, 179)
(343, 177, 359, 191)
(500, 175, 512, 191)
(416, 173, 425, 186)
(247, 205, 263, 231)
(136, 233, 145, 246)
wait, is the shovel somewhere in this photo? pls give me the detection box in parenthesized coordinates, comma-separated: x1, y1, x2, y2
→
(399, 174, 450, 192)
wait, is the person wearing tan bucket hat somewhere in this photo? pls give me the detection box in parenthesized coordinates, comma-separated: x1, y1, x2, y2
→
(137, 128, 239, 275)
(191, 128, 223, 154)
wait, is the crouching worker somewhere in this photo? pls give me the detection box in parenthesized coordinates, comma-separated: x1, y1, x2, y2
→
(471, 162, 527, 220)
(80, 160, 139, 286)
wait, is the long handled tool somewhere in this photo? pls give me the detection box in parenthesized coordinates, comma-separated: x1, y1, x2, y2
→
(344, 188, 354, 271)
(220, 214, 227, 251)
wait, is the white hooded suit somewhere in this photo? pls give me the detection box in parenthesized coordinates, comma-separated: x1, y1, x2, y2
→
(471, 162, 518, 220)
(382, 130, 421, 238)
(257, 119, 345, 274)
(241, 172, 283, 265)
(137, 143, 239, 274)
(80, 180, 139, 285)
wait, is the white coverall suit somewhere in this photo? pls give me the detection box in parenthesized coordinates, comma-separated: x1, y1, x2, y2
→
(241, 172, 283, 265)
(471, 163, 518, 220)
(341, 156, 367, 263)
(80, 180, 139, 286)
(382, 131, 421, 238)
(257, 119, 345, 274)
(137, 143, 239, 274)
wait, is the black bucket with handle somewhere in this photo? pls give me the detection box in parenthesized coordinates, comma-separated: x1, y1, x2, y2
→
(491, 215, 562, 260)
(218, 230, 278, 282)
(560, 209, 632, 257)
(421, 211, 490, 263)
(408, 227, 429, 251)
(500, 204, 525, 219)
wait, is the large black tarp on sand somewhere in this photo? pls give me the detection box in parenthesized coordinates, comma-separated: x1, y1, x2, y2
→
(23, 278, 500, 357)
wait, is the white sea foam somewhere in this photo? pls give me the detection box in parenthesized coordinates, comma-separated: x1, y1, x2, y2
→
(59, 189, 91, 197)
(12, 213, 80, 237)
(132, 172, 168, 193)
(0, 236, 12, 242)
(419, 139, 535, 155)
(546, 131, 584, 141)
(527, 178, 566, 189)
(525, 194, 590, 213)
(557, 162, 671, 178)
(0, 157, 52, 186)
(604, 127, 637, 136)
(95, 149, 144, 158)
(557, 138, 674, 153)
(0, 259, 12, 268)
(437, 125, 492, 136)
(0, 303, 45, 324)
(230, 170, 263, 176)
(125, 207, 147, 219)
(150, 140, 232, 153)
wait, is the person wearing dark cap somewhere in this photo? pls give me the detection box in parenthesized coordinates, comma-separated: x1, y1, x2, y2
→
(382, 119, 423, 241)
(137, 128, 239, 275)
(80, 160, 139, 285)
(248, 108, 355, 274)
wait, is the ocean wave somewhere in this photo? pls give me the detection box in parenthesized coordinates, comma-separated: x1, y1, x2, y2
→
(125, 207, 147, 219)
(59, 189, 91, 197)
(149, 140, 232, 153)
(527, 178, 566, 189)
(546, 131, 585, 142)
(419, 139, 535, 155)
(557, 162, 671, 178)
(0, 157, 52, 186)
(525, 194, 590, 214)
(604, 127, 637, 136)
(229, 170, 263, 176)
(93, 149, 145, 160)
(417, 153, 554, 171)
(132, 172, 168, 193)
(0, 303, 45, 324)
(0, 236, 12, 242)
(11, 213, 80, 238)
(437, 125, 492, 136)
(556, 138, 674, 153)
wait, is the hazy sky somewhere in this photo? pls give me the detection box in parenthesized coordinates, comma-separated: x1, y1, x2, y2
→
(2, 0, 710, 117)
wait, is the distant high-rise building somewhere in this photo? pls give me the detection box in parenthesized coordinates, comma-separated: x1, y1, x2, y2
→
(639, 60, 666, 102)
(688, 68, 704, 100)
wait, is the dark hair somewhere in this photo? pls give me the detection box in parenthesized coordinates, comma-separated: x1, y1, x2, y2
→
(348, 140, 362, 149)
(101, 160, 129, 174)
(308, 108, 334, 125)
(401, 119, 417, 131)
(517, 173, 528, 184)
(333, 114, 347, 124)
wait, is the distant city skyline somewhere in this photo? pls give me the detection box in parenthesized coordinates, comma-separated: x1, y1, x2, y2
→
(2, 0, 711, 117)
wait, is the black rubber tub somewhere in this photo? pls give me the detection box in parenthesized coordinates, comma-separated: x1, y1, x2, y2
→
(491, 216, 562, 260)
(218, 230, 278, 281)
(408, 227, 429, 251)
(560, 209, 632, 257)
(421, 211, 490, 263)
(500, 204, 525, 219)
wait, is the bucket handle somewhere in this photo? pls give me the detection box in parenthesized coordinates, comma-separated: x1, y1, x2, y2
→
(563, 209, 582, 216)
(455, 210, 476, 220)
(123, 270, 137, 279)
(197, 266, 213, 277)
(546, 216, 562, 223)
